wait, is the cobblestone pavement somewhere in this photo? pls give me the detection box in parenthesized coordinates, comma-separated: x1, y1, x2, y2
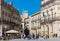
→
(0, 38, 60, 41)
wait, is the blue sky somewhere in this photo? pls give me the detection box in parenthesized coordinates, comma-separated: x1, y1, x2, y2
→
(5, 0, 41, 16)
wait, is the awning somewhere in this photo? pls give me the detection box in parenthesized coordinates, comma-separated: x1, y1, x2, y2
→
(6, 30, 19, 34)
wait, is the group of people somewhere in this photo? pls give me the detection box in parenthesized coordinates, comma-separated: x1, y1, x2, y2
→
(0, 36, 21, 40)
(24, 33, 40, 39)
(23, 27, 40, 39)
(0, 27, 40, 40)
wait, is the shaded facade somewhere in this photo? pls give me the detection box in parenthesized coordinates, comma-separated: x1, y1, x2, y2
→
(0, 0, 21, 37)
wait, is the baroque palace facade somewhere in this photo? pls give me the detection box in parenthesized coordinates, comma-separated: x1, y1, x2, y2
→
(0, 0, 21, 37)
(25, 0, 60, 38)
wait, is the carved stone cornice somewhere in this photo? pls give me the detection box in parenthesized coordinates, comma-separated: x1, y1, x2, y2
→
(41, 0, 55, 7)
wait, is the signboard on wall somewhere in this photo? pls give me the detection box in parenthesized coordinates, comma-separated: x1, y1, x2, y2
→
(0, 25, 2, 36)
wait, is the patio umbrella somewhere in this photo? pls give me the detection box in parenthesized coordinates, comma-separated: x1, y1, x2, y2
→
(6, 30, 19, 34)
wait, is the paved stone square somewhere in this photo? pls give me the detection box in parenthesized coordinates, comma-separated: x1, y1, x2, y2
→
(0, 38, 60, 41)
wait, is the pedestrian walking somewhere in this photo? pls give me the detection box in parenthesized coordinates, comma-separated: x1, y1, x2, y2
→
(24, 27, 30, 39)
(36, 34, 39, 39)
(32, 34, 35, 39)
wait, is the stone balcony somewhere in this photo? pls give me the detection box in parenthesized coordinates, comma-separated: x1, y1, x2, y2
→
(31, 14, 60, 25)
(40, 14, 60, 24)
(1, 16, 20, 25)
(31, 17, 40, 22)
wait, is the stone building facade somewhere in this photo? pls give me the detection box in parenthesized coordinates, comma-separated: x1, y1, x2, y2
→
(25, 0, 60, 38)
(41, 0, 60, 37)
(0, 0, 21, 37)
